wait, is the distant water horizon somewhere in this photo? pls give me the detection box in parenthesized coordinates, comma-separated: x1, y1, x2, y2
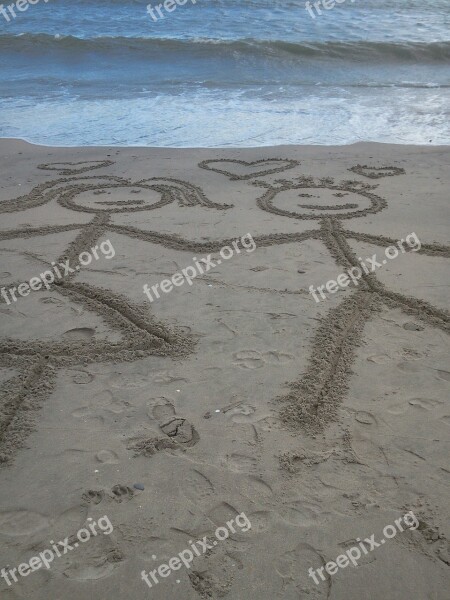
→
(0, 0, 449, 147)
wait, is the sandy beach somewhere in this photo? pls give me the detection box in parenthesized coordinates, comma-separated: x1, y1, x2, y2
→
(0, 139, 449, 599)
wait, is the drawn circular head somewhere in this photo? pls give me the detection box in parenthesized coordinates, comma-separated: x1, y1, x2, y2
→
(0, 175, 229, 215)
(255, 177, 387, 220)
(54, 177, 170, 213)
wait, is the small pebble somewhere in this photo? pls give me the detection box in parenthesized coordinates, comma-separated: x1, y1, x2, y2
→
(133, 483, 145, 491)
(297, 269, 306, 274)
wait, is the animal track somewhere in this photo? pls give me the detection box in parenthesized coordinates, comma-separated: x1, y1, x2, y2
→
(111, 484, 135, 502)
(82, 490, 105, 505)
(82, 485, 134, 504)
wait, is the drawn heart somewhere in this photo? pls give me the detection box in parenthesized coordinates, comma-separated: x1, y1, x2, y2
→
(348, 165, 405, 179)
(199, 158, 299, 181)
(37, 160, 114, 176)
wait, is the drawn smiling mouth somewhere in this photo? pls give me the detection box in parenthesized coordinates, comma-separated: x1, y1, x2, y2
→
(95, 200, 146, 206)
(297, 203, 359, 210)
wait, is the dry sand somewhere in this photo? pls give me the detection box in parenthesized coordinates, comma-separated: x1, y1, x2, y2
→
(0, 139, 449, 599)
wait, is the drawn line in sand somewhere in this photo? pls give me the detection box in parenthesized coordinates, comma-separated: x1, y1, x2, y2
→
(1, 159, 449, 459)
(198, 158, 300, 181)
(277, 217, 449, 433)
(348, 165, 406, 179)
(37, 160, 115, 176)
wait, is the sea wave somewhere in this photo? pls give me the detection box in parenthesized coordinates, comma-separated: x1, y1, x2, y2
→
(1, 34, 450, 63)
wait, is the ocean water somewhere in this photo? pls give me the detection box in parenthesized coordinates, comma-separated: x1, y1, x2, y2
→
(0, 0, 449, 146)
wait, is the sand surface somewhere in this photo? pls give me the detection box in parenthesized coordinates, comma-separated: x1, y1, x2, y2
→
(0, 139, 449, 599)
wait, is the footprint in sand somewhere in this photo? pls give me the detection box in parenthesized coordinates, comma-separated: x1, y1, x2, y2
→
(127, 435, 180, 457)
(153, 370, 189, 384)
(63, 544, 125, 583)
(62, 327, 96, 341)
(82, 490, 106, 505)
(110, 372, 149, 389)
(278, 501, 322, 527)
(71, 406, 92, 418)
(367, 354, 391, 364)
(96, 449, 119, 464)
(225, 453, 258, 473)
(160, 418, 199, 447)
(354, 410, 377, 425)
(241, 476, 273, 501)
(226, 404, 256, 424)
(82, 485, 134, 505)
(436, 369, 450, 382)
(0, 510, 49, 536)
(188, 552, 237, 599)
(110, 485, 135, 503)
(64, 562, 116, 581)
(70, 370, 94, 384)
(408, 398, 443, 410)
(256, 416, 284, 432)
(233, 350, 264, 369)
(275, 542, 329, 598)
(150, 398, 176, 421)
(149, 398, 200, 448)
(182, 469, 215, 504)
(246, 510, 273, 533)
(207, 502, 240, 527)
(233, 350, 293, 369)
